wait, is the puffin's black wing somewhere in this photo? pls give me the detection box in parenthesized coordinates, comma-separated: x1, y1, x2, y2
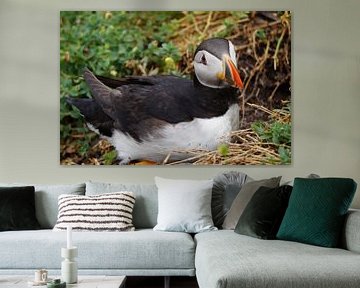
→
(82, 68, 237, 141)
(83, 68, 196, 124)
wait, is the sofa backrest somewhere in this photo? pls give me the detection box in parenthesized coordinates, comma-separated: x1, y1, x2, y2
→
(0, 183, 86, 229)
(86, 181, 158, 229)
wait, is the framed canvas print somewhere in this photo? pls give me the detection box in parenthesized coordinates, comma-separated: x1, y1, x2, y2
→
(60, 11, 291, 166)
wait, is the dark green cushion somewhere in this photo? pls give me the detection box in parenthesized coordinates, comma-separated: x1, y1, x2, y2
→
(235, 185, 292, 239)
(0, 186, 41, 231)
(277, 178, 357, 247)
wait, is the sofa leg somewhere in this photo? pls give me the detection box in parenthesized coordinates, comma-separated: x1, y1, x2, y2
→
(164, 276, 170, 288)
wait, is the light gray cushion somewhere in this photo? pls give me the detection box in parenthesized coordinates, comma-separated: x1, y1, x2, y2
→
(195, 230, 360, 288)
(0, 183, 85, 228)
(0, 229, 195, 271)
(341, 209, 360, 253)
(154, 177, 217, 233)
(212, 171, 252, 228)
(222, 177, 281, 229)
(86, 182, 158, 229)
(53, 192, 136, 232)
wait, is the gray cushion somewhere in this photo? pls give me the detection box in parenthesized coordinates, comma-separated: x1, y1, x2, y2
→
(154, 177, 216, 233)
(0, 229, 195, 271)
(0, 183, 85, 228)
(283, 173, 320, 186)
(195, 230, 360, 288)
(222, 177, 281, 229)
(85, 181, 158, 229)
(342, 209, 360, 253)
(212, 171, 252, 228)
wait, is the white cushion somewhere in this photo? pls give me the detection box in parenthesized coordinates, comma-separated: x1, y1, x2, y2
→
(153, 177, 217, 233)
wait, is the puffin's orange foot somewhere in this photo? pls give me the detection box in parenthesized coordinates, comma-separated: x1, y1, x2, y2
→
(133, 160, 157, 165)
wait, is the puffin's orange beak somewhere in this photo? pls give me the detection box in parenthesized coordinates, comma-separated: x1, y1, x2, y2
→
(223, 55, 244, 89)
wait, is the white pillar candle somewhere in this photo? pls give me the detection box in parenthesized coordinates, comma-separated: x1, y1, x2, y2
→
(67, 225, 72, 249)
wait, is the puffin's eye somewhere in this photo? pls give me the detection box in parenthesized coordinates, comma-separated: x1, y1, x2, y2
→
(200, 54, 207, 65)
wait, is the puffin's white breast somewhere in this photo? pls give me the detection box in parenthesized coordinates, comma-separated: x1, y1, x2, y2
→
(110, 104, 239, 163)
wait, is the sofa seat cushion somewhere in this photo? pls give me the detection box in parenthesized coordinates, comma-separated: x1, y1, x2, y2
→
(195, 230, 360, 288)
(0, 229, 195, 271)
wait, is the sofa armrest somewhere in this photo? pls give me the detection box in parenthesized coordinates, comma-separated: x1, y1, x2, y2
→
(342, 209, 360, 253)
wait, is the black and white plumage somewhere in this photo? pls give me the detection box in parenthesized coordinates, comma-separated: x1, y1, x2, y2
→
(67, 38, 244, 164)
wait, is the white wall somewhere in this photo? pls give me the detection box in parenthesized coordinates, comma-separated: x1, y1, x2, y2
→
(0, 0, 359, 208)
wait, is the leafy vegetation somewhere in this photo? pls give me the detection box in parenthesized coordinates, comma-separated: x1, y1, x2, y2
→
(60, 11, 291, 165)
(251, 105, 291, 164)
(60, 12, 183, 138)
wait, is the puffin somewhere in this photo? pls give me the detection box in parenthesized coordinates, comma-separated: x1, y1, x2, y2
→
(67, 38, 244, 164)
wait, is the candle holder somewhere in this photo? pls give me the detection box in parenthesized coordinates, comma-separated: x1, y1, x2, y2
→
(61, 247, 78, 284)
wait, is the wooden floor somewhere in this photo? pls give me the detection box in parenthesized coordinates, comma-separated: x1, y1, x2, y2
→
(126, 276, 199, 288)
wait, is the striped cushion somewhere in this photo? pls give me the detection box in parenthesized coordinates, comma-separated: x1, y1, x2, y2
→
(53, 192, 135, 232)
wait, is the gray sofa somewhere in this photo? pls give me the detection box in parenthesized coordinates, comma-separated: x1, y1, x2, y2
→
(0, 181, 359, 288)
(195, 213, 360, 288)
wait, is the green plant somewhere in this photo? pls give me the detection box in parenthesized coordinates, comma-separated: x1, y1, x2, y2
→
(252, 121, 291, 145)
(217, 143, 230, 157)
(251, 119, 291, 164)
(102, 150, 118, 165)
